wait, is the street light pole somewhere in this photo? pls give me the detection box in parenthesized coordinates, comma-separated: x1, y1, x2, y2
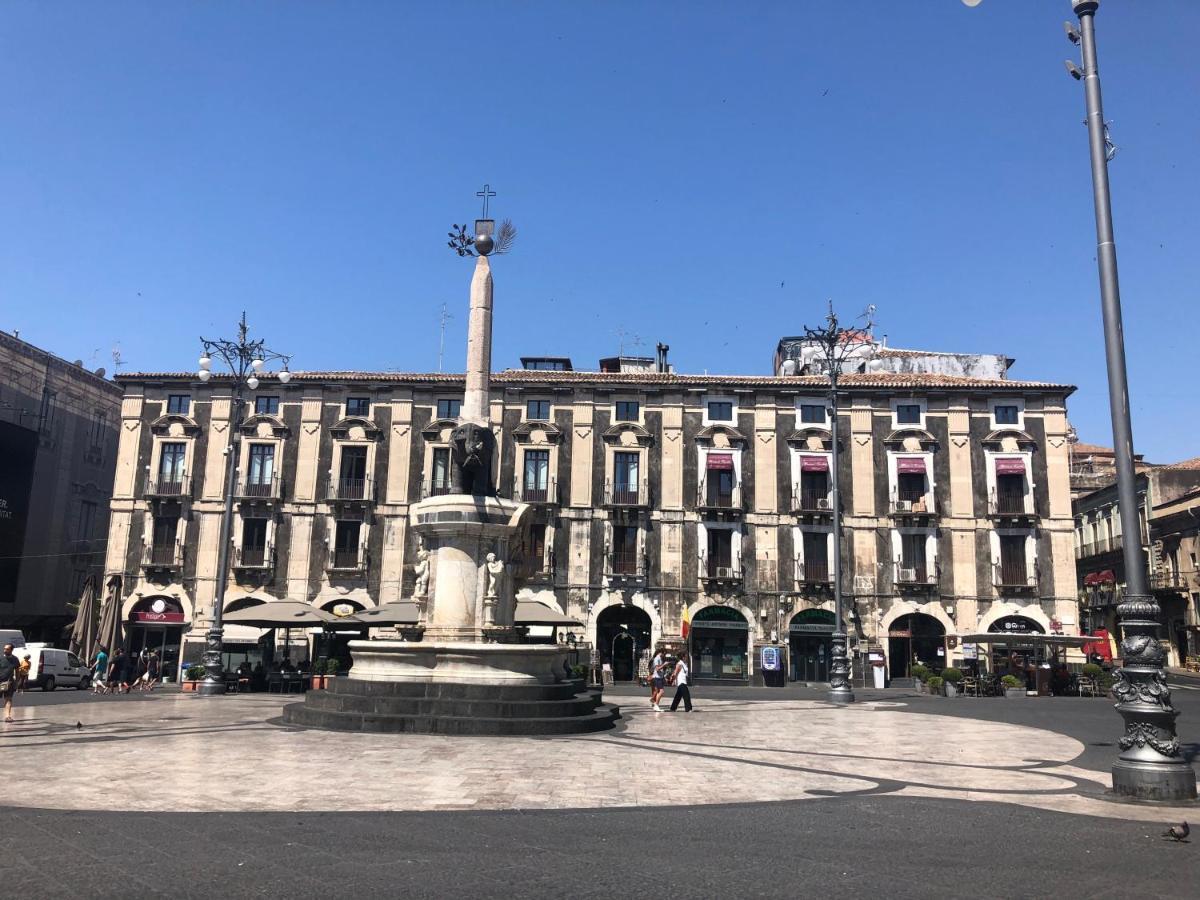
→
(1066, 0, 1195, 800)
(195, 313, 292, 696)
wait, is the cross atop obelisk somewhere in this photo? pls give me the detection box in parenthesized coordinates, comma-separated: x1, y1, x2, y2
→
(475, 183, 496, 219)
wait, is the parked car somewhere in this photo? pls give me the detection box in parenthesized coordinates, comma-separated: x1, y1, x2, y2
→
(24, 645, 90, 691)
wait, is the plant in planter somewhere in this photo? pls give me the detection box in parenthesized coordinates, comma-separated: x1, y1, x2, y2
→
(183, 665, 205, 692)
(926, 675, 945, 696)
(911, 664, 930, 692)
(941, 667, 963, 698)
(1001, 674, 1026, 698)
(1081, 663, 1103, 679)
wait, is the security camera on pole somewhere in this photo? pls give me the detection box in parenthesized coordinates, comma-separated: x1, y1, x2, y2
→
(195, 314, 293, 696)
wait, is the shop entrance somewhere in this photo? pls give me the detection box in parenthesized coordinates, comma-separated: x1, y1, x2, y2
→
(690, 605, 749, 681)
(596, 604, 652, 682)
(888, 613, 946, 678)
(319, 600, 367, 673)
(789, 608, 834, 682)
(126, 596, 186, 682)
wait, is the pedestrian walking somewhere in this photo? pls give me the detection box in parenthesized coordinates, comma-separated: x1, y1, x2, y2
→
(108, 648, 130, 694)
(669, 655, 693, 712)
(649, 647, 667, 711)
(16, 653, 31, 692)
(144, 652, 161, 692)
(91, 646, 109, 694)
(1, 643, 20, 723)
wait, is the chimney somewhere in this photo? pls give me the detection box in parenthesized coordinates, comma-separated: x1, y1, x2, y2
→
(656, 342, 670, 373)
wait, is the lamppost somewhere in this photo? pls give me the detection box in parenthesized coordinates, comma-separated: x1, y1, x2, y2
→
(799, 303, 875, 705)
(194, 314, 292, 696)
(1062, 0, 1195, 800)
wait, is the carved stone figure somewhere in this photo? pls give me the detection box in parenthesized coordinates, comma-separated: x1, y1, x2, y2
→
(412, 549, 430, 598)
(485, 552, 504, 599)
(451, 422, 495, 496)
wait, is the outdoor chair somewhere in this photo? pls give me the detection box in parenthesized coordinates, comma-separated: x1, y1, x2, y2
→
(1077, 676, 1099, 698)
(960, 677, 979, 697)
(267, 673, 283, 693)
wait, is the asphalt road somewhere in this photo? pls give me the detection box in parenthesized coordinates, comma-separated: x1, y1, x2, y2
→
(4, 682, 1199, 899)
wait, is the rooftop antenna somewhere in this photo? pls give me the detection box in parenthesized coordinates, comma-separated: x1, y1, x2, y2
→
(111, 344, 125, 373)
(437, 302, 454, 372)
(615, 326, 644, 356)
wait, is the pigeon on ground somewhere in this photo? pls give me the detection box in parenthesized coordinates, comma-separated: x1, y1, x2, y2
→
(1163, 821, 1189, 842)
(75, 721, 82, 730)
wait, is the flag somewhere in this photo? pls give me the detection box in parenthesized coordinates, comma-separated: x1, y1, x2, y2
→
(681, 604, 691, 640)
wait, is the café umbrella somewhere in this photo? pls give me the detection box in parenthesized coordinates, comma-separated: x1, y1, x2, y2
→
(94, 576, 124, 659)
(222, 600, 364, 664)
(67, 575, 99, 659)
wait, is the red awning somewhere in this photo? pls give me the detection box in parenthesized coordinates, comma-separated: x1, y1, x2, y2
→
(896, 457, 926, 474)
(995, 457, 1026, 475)
(706, 453, 734, 471)
(800, 456, 829, 473)
(1083, 572, 1099, 586)
(1097, 569, 1116, 584)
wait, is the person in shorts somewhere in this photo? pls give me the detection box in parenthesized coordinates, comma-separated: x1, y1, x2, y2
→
(649, 648, 667, 712)
(91, 646, 109, 694)
(144, 652, 161, 692)
(1, 643, 20, 723)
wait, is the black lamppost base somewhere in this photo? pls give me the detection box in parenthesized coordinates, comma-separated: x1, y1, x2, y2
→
(196, 677, 228, 696)
(1112, 760, 1197, 803)
(827, 687, 855, 705)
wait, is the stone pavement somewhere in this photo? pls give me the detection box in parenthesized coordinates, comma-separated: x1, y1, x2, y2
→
(2, 690, 1196, 823)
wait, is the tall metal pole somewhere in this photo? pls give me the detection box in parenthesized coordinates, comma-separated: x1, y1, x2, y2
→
(1070, 0, 1194, 800)
(198, 387, 243, 695)
(828, 369, 854, 704)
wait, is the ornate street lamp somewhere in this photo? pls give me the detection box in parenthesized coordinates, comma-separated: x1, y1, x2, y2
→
(194, 313, 292, 696)
(1062, 0, 1194, 800)
(798, 303, 876, 706)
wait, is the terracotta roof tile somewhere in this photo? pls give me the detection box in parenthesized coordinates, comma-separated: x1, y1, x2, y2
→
(117, 369, 1074, 392)
(1160, 456, 1200, 470)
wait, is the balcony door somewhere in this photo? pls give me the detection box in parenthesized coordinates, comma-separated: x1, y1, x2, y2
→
(523, 450, 550, 502)
(999, 534, 1027, 585)
(241, 517, 268, 566)
(611, 524, 638, 574)
(431, 447, 451, 495)
(799, 469, 829, 510)
(613, 452, 640, 503)
(247, 444, 275, 495)
(158, 442, 186, 489)
(150, 515, 176, 564)
(333, 520, 361, 569)
(707, 529, 733, 575)
(900, 533, 927, 581)
(802, 531, 829, 582)
(996, 473, 1025, 514)
(338, 447, 368, 499)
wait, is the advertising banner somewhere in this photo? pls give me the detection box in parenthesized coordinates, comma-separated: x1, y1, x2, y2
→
(0, 422, 38, 605)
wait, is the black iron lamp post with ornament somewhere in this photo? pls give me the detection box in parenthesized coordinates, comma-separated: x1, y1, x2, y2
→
(194, 314, 293, 696)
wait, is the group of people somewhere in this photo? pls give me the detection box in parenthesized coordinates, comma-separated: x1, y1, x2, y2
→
(648, 648, 692, 712)
(90, 647, 161, 694)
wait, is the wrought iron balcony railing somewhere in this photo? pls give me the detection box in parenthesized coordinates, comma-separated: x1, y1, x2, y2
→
(142, 540, 184, 569)
(515, 477, 559, 505)
(794, 556, 832, 586)
(697, 481, 743, 514)
(235, 475, 281, 501)
(607, 549, 647, 577)
(792, 484, 834, 515)
(328, 547, 367, 573)
(988, 489, 1036, 518)
(993, 561, 1039, 591)
(603, 480, 650, 508)
(234, 542, 274, 570)
(327, 475, 375, 503)
(889, 493, 936, 517)
(145, 475, 192, 499)
(894, 561, 939, 588)
(700, 553, 743, 584)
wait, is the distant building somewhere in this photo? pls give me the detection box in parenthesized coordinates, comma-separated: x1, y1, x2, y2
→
(105, 333, 1079, 685)
(1067, 439, 1151, 501)
(0, 331, 122, 640)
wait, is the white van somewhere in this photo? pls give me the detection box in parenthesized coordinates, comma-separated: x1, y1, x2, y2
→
(24, 645, 91, 691)
(0, 629, 26, 649)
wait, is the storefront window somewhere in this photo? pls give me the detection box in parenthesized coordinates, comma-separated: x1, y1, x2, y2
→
(690, 606, 748, 680)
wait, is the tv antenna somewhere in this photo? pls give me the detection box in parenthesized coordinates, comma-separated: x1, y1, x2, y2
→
(437, 303, 454, 372)
(111, 344, 126, 372)
(615, 326, 645, 356)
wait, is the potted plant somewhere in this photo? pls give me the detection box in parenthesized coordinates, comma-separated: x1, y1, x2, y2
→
(1081, 663, 1103, 679)
(911, 664, 930, 692)
(1001, 674, 1026, 698)
(182, 665, 205, 692)
(926, 675, 945, 696)
(941, 667, 963, 698)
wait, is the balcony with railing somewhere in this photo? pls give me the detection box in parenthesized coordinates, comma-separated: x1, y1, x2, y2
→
(235, 475, 281, 501)
(515, 477, 559, 505)
(993, 559, 1039, 593)
(145, 475, 192, 500)
(141, 540, 184, 570)
(328, 546, 367, 573)
(420, 478, 454, 499)
(233, 542, 274, 570)
(700, 553, 743, 586)
(988, 489, 1036, 520)
(603, 480, 650, 508)
(696, 480, 743, 516)
(606, 549, 647, 578)
(893, 560, 939, 590)
(791, 483, 833, 516)
(1150, 570, 1188, 591)
(794, 555, 832, 587)
(327, 474, 375, 503)
(888, 492, 936, 519)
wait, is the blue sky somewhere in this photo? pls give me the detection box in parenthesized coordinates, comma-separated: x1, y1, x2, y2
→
(1, 1, 1197, 461)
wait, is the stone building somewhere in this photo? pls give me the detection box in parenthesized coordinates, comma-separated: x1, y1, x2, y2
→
(105, 333, 1079, 684)
(0, 330, 122, 640)
(1074, 457, 1200, 666)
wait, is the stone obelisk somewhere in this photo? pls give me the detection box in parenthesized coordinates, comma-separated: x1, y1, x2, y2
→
(462, 255, 492, 426)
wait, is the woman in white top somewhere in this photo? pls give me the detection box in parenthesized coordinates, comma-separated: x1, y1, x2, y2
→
(669, 657, 693, 712)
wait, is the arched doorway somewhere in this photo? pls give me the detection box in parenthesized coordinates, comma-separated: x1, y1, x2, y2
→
(596, 604, 651, 682)
(888, 613, 946, 678)
(789, 608, 835, 682)
(690, 605, 750, 681)
(126, 596, 186, 681)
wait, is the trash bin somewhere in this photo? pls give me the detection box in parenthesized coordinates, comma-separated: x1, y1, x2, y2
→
(872, 661, 886, 689)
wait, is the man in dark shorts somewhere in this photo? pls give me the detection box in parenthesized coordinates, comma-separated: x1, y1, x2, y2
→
(649, 647, 667, 712)
(1, 643, 20, 723)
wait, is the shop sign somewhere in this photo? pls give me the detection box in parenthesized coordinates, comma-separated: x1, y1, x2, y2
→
(693, 619, 748, 631)
(133, 611, 185, 623)
(706, 453, 734, 471)
(962, 642, 978, 659)
(789, 623, 834, 633)
(760, 646, 782, 671)
(332, 603, 356, 618)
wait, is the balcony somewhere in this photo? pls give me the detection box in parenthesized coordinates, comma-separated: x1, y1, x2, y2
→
(603, 480, 650, 508)
(1150, 570, 1187, 592)
(700, 554, 743, 587)
(894, 561, 938, 591)
(421, 479, 454, 499)
(989, 490, 1037, 521)
(235, 475, 281, 501)
(328, 547, 367, 574)
(889, 494, 936, 520)
(515, 477, 559, 505)
(141, 540, 184, 571)
(697, 481, 743, 517)
(145, 475, 192, 500)
(794, 556, 832, 587)
(993, 561, 1039, 593)
(233, 543, 274, 571)
(327, 475, 375, 503)
(792, 485, 833, 517)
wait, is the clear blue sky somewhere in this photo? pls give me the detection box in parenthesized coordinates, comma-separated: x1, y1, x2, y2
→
(1, 1, 1197, 461)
